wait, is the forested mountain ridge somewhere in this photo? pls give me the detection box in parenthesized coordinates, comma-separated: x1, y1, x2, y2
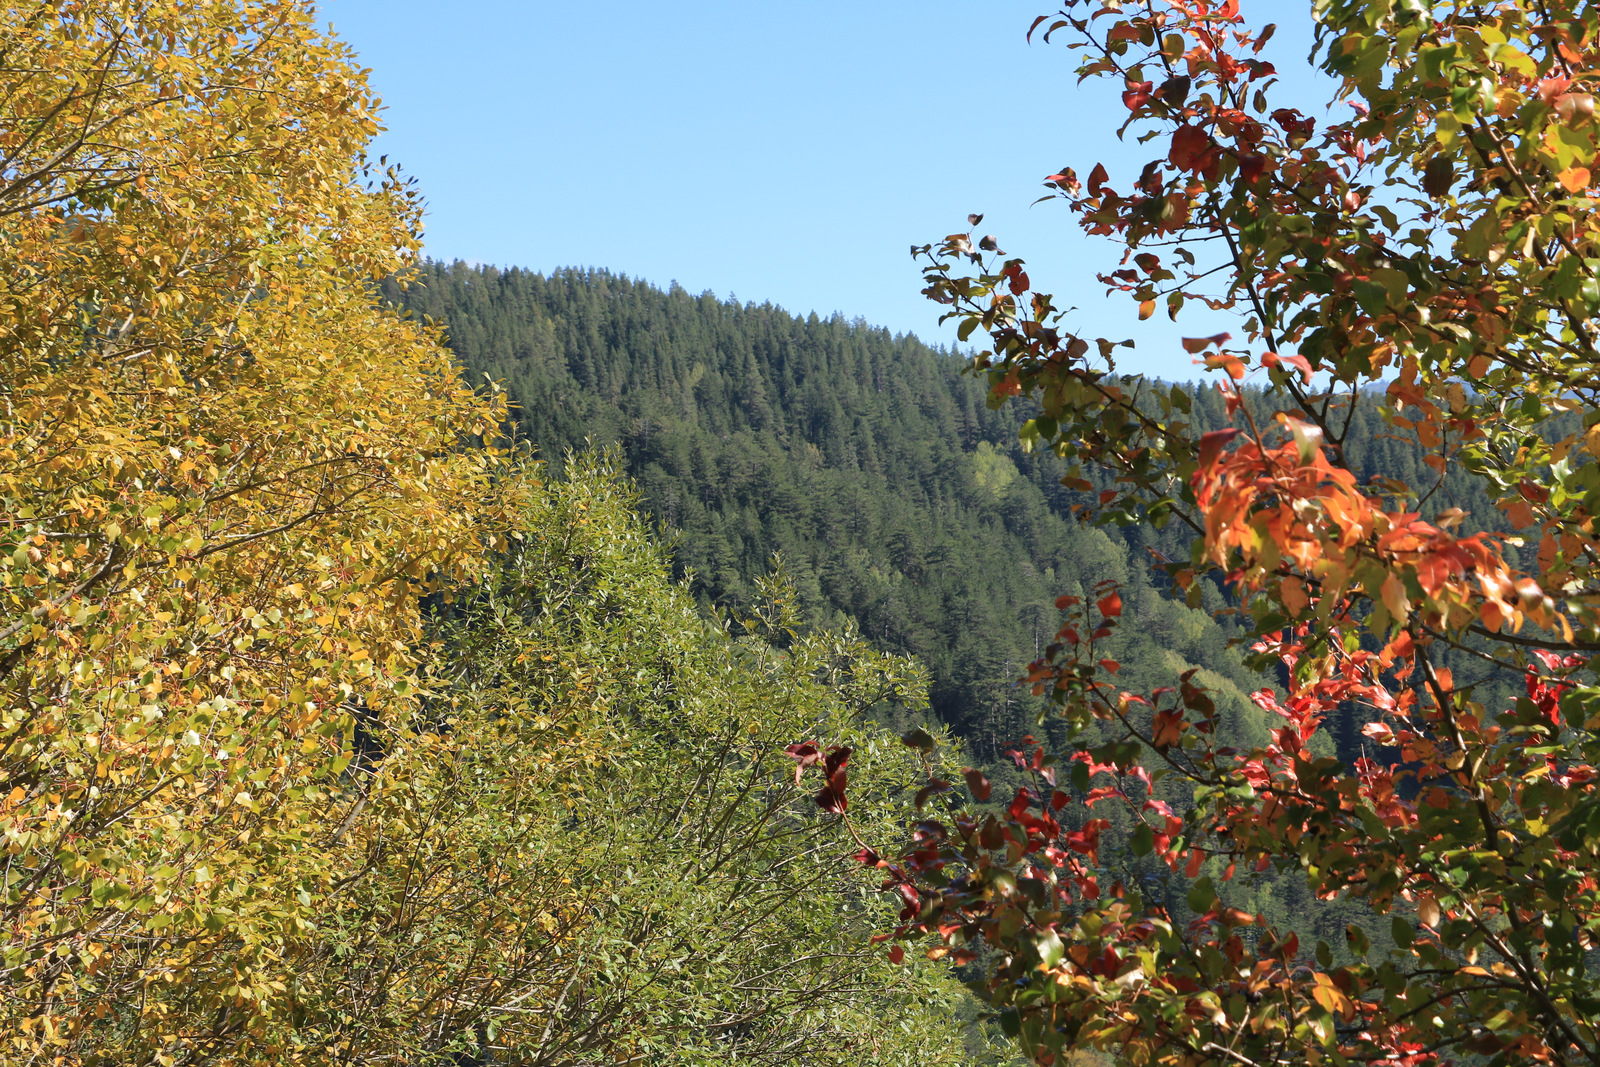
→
(384, 262, 1275, 763)
(386, 262, 1524, 767)
(388, 262, 1445, 962)
(386, 264, 1555, 977)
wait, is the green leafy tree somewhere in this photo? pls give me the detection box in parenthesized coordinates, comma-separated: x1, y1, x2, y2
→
(383, 452, 989, 1067)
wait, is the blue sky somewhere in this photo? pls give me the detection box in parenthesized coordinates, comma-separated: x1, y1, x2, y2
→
(323, 0, 1329, 378)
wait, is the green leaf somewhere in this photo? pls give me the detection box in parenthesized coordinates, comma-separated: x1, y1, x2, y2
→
(1035, 928, 1064, 970)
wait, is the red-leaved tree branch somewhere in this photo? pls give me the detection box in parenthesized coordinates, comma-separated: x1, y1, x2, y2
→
(796, 1, 1600, 1065)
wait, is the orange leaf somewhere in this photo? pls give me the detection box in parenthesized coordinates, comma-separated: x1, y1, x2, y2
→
(1097, 591, 1123, 618)
(1560, 166, 1591, 193)
(1138, 299, 1155, 320)
(1280, 575, 1309, 617)
(1312, 975, 1355, 1019)
(1196, 428, 1240, 472)
(1151, 709, 1185, 747)
(1502, 499, 1536, 529)
(1203, 352, 1247, 380)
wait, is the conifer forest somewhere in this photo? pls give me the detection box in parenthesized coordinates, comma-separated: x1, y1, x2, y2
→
(9, 3, 1600, 1067)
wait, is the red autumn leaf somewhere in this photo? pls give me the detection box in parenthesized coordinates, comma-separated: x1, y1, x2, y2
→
(914, 778, 952, 809)
(1540, 75, 1575, 102)
(814, 784, 847, 813)
(1168, 124, 1211, 172)
(784, 742, 821, 784)
(1097, 591, 1122, 618)
(1195, 428, 1240, 472)
(1203, 352, 1246, 380)
(962, 767, 992, 801)
(895, 883, 921, 920)
(1008, 787, 1035, 821)
(1044, 170, 1079, 194)
(1503, 498, 1536, 528)
(812, 746, 852, 812)
(1122, 81, 1153, 110)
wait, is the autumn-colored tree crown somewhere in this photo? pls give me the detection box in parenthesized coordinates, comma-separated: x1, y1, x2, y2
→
(796, 2, 1600, 1066)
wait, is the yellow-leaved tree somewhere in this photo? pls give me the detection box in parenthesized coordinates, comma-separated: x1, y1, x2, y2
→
(0, 5, 1005, 1065)
(0, 1, 512, 1060)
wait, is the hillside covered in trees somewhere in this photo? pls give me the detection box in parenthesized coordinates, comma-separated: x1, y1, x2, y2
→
(388, 262, 1518, 767)
(384, 263, 1563, 977)
(387, 263, 1234, 759)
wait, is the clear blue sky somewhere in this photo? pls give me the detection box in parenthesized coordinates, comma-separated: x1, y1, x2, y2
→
(322, 0, 1328, 378)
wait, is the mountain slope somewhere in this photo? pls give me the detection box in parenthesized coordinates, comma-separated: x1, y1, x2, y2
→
(385, 263, 1275, 759)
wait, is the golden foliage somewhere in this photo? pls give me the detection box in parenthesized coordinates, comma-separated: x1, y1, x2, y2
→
(0, 1, 506, 1060)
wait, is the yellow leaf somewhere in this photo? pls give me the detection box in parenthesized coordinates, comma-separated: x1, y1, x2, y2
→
(1311, 974, 1354, 1019)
